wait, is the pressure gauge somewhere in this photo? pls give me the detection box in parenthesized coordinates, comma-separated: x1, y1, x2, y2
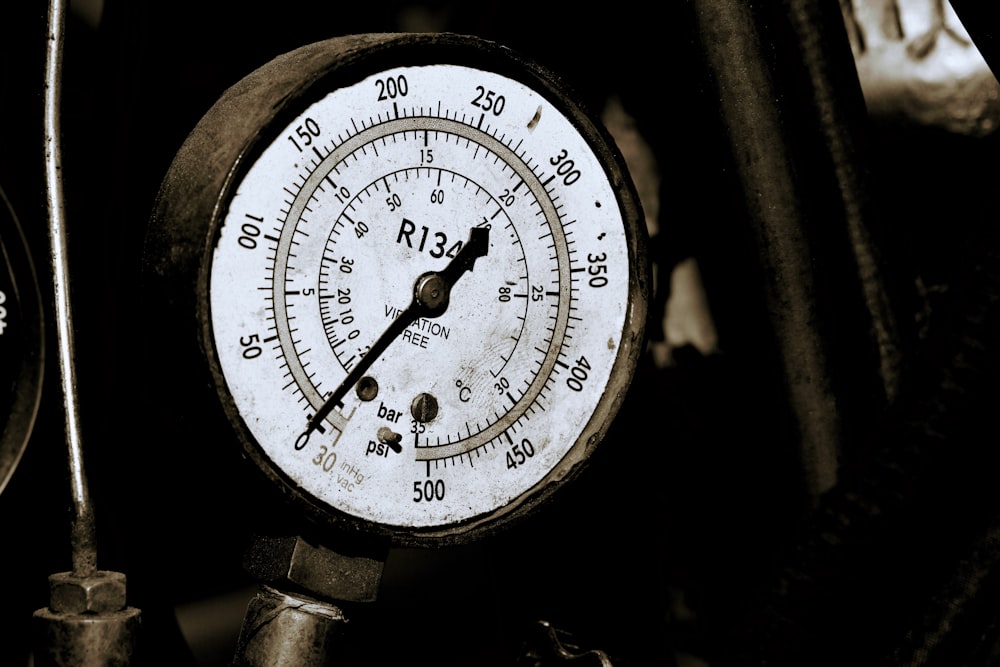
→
(146, 33, 648, 546)
(0, 184, 43, 495)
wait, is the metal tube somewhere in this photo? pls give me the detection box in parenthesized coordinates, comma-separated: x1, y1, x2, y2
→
(691, 0, 843, 498)
(44, 0, 97, 577)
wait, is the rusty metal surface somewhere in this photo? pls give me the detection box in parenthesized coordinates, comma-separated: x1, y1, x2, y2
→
(32, 606, 141, 667)
(231, 586, 350, 667)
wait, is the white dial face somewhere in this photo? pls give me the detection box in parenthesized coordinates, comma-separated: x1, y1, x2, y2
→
(209, 63, 634, 532)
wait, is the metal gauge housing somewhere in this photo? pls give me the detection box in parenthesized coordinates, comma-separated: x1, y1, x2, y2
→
(146, 32, 648, 546)
(0, 184, 43, 495)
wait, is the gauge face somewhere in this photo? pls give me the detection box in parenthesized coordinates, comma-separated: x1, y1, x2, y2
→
(194, 35, 647, 543)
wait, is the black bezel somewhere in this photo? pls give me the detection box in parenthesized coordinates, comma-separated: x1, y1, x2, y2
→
(0, 183, 44, 495)
(150, 32, 648, 547)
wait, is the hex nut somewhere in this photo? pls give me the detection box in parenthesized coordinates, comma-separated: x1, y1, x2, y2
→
(48, 570, 127, 614)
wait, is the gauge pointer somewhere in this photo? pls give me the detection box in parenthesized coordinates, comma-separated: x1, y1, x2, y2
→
(304, 226, 490, 437)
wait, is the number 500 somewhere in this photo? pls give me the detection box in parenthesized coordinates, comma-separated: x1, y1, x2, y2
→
(413, 479, 445, 502)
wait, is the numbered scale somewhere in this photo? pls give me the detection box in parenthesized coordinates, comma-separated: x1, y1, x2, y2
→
(146, 32, 649, 545)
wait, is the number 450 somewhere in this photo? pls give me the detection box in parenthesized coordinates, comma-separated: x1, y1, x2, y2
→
(506, 438, 536, 469)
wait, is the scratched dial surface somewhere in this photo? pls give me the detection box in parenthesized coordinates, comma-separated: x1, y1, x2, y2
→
(207, 51, 644, 540)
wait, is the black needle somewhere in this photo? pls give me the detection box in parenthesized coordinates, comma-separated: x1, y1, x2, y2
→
(304, 225, 490, 438)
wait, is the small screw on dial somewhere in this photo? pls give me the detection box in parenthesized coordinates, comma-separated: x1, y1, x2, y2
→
(411, 393, 439, 423)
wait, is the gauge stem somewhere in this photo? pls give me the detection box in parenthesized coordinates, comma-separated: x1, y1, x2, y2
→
(44, 0, 98, 577)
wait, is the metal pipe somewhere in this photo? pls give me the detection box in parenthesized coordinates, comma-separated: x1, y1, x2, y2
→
(689, 0, 899, 500)
(44, 0, 97, 578)
(691, 0, 843, 498)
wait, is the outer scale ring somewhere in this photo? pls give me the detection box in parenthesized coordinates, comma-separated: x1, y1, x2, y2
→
(147, 33, 649, 546)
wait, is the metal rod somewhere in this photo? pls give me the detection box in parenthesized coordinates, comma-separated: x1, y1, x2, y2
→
(44, 0, 98, 577)
(784, 0, 902, 404)
(691, 0, 842, 498)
